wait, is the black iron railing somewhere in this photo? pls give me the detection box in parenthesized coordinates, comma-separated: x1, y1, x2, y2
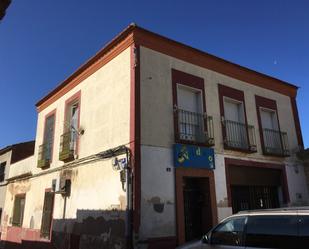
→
(37, 143, 52, 168)
(223, 119, 257, 152)
(263, 128, 289, 156)
(175, 108, 214, 145)
(59, 131, 77, 162)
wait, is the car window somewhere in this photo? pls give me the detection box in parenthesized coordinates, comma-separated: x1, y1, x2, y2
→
(299, 215, 309, 246)
(245, 215, 298, 248)
(211, 216, 246, 247)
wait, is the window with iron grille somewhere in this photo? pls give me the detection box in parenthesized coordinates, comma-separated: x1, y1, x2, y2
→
(218, 84, 257, 152)
(0, 162, 6, 182)
(172, 69, 214, 146)
(12, 194, 25, 227)
(59, 98, 80, 162)
(40, 191, 54, 238)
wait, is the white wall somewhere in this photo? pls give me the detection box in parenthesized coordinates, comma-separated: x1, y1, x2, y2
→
(140, 145, 176, 239)
(139, 45, 309, 240)
(8, 156, 34, 179)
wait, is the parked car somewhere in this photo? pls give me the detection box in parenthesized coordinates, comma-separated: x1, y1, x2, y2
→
(177, 207, 309, 249)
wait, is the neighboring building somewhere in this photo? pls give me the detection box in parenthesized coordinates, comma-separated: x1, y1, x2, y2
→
(297, 149, 309, 193)
(0, 24, 308, 249)
(0, 141, 35, 230)
(0, 0, 11, 20)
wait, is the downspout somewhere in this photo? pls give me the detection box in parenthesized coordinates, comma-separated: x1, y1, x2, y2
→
(125, 148, 133, 249)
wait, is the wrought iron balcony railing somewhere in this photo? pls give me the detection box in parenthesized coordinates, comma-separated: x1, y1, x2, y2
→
(37, 143, 52, 168)
(59, 131, 77, 162)
(223, 119, 257, 152)
(175, 108, 214, 146)
(263, 128, 289, 156)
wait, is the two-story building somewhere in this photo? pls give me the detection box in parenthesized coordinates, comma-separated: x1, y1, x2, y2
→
(1, 24, 308, 249)
(0, 141, 34, 234)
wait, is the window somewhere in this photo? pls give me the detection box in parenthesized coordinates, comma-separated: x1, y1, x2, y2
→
(255, 95, 289, 156)
(177, 85, 204, 142)
(40, 191, 55, 238)
(65, 100, 79, 153)
(245, 215, 298, 248)
(260, 108, 282, 153)
(12, 194, 26, 227)
(223, 98, 248, 149)
(172, 69, 214, 145)
(211, 216, 246, 247)
(44, 113, 55, 161)
(60, 92, 81, 162)
(38, 111, 56, 168)
(219, 85, 256, 152)
(224, 98, 245, 123)
(0, 161, 6, 182)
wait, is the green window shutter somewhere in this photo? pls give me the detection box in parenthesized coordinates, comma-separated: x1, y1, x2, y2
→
(12, 195, 25, 226)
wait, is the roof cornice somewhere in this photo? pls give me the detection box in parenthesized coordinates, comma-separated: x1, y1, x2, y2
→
(36, 23, 298, 112)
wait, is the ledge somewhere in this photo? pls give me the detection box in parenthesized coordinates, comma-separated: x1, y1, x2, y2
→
(7, 172, 32, 182)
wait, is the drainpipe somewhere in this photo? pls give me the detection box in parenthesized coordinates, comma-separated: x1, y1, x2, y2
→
(125, 148, 133, 249)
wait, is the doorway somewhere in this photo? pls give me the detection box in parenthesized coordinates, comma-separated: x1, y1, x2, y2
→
(175, 168, 217, 245)
(183, 177, 212, 241)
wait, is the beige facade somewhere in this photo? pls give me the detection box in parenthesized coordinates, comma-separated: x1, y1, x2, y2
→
(139, 46, 308, 246)
(0, 150, 12, 225)
(0, 142, 35, 233)
(1, 47, 132, 248)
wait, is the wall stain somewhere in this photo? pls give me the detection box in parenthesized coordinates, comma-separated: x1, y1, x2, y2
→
(8, 180, 31, 196)
(217, 198, 228, 207)
(147, 197, 165, 213)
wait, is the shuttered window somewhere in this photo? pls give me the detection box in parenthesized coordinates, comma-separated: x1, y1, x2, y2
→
(0, 162, 6, 182)
(44, 114, 55, 161)
(40, 191, 54, 238)
(12, 195, 26, 226)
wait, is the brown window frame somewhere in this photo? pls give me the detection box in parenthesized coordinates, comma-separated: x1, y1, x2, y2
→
(172, 68, 210, 147)
(218, 84, 252, 152)
(63, 91, 81, 156)
(42, 109, 56, 164)
(12, 194, 26, 227)
(255, 95, 288, 157)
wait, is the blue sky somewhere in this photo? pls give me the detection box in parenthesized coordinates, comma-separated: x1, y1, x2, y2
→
(0, 0, 308, 148)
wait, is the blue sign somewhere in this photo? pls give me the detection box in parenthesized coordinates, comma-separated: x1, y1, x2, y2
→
(174, 144, 215, 169)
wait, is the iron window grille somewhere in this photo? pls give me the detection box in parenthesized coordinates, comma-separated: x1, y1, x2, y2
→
(262, 128, 289, 156)
(175, 108, 214, 146)
(222, 119, 257, 152)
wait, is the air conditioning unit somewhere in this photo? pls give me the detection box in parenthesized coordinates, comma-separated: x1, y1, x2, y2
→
(52, 177, 71, 196)
(52, 178, 60, 192)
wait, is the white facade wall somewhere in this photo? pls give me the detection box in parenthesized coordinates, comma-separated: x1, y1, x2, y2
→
(1, 47, 132, 247)
(8, 156, 34, 179)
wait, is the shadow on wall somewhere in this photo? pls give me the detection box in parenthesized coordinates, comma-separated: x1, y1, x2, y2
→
(2, 209, 126, 249)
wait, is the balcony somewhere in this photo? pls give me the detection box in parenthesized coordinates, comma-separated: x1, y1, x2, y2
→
(59, 131, 77, 162)
(175, 108, 214, 146)
(262, 128, 289, 157)
(37, 143, 51, 168)
(223, 119, 257, 152)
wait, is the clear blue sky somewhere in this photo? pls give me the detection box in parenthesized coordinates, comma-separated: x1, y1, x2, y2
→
(0, 0, 308, 148)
